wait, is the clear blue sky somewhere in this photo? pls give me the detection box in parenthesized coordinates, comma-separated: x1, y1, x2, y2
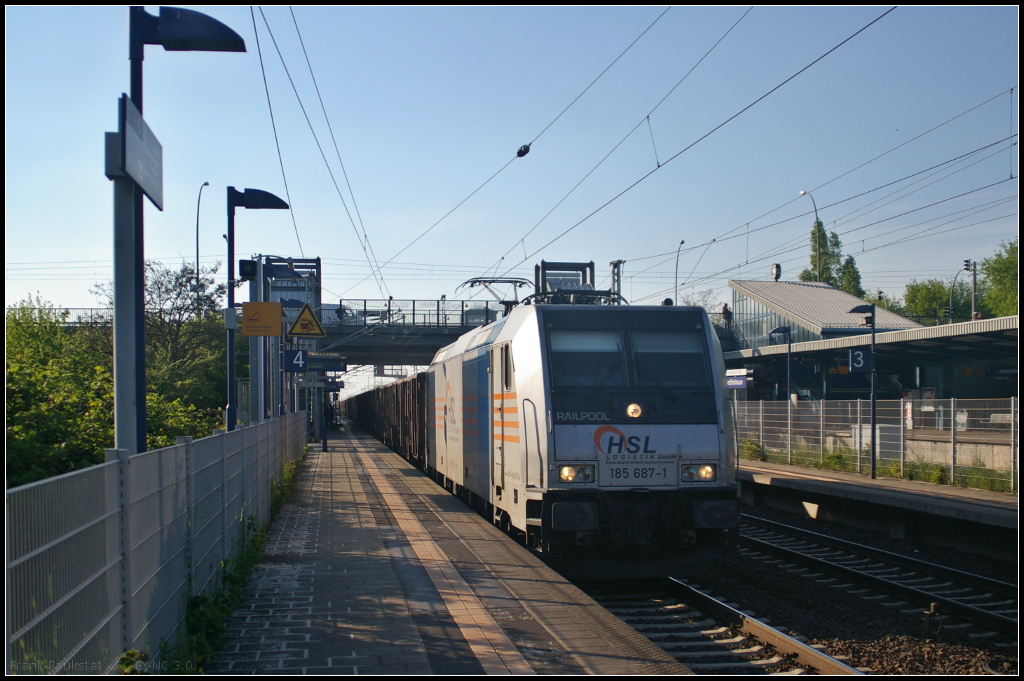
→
(5, 6, 1019, 311)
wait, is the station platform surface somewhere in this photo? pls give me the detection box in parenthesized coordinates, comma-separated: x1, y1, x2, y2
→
(738, 459, 1018, 529)
(205, 424, 688, 675)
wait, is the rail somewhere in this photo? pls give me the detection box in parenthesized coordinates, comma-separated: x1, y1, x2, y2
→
(6, 413, 307, 674)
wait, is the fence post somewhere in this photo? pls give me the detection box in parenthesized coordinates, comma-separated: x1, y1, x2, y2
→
(820, 400, 825, 465)
(759, 400, 765, 459)
(787, 397, 792, 464)
(220, 431, 228, 565)
(176, 436, 195, 595)
(857, 399, 862, 474)
(1012, 397, 1017, 494)
(900, 398, 906, 478)
(105, 448, 133, 655)
(950, 397, 957, 485)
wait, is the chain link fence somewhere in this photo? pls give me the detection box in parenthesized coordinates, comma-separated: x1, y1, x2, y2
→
(6, 412, 306, 675)
(735, 398, 1018, 493)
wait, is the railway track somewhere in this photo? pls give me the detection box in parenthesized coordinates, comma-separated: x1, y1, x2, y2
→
(738, 515, 1018, 639)
(577, 578, 863, 674)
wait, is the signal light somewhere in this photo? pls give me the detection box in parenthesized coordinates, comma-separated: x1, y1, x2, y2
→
(238, 259, 257, 281)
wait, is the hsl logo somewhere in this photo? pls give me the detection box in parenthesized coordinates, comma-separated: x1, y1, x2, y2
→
(593, 425, 657, 455)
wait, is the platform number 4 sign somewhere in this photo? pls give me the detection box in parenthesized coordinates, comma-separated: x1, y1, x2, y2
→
(849, 348, 872, 373)
(284, 349, 307, 373)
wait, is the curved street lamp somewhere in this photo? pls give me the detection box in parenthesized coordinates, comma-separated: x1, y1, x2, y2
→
(225, 187, 289, 431)
(673, 239, 685, 305)
(799, 190, 822, 282)
(112, 7, 246, 455)
(195, 181, 209, 292)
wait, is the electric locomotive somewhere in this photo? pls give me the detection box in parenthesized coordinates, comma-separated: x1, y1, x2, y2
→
(346, 261, 740, 575)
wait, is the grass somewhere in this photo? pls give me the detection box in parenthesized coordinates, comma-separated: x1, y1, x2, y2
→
(745, 435, 1016, 494)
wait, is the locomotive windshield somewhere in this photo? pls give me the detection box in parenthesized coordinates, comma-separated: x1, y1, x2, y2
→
(544, 309, 712, 392)
(549, 330, 627, 387)
(632, 331, 709, 387)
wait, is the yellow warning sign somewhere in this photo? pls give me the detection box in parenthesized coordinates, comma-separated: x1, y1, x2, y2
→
(288, 303, 326, 337)
(240, 302, 282, 336)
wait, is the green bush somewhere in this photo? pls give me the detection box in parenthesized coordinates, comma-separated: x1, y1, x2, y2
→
(740, 438, 764, 461)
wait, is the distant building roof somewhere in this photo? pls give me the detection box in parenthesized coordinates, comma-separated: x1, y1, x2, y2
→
(728, 280, 922, 335)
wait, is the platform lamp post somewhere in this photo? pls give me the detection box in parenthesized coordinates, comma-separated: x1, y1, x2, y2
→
(850, 303, 877, 478)
(799, 190, 822, 282)
(673, 239, 685, 305)
(113, 6, 245, 455)
(226, 187, 289, 431)
(769, 326, 793, 463)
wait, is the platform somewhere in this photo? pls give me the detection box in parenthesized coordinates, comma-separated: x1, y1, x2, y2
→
(205, 425, 688, 675)
(738, 460, 1018, 560)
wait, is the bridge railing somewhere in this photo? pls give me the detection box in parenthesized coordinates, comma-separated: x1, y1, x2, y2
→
(324, 300, 503, 328)
(6, 412, 307, 674)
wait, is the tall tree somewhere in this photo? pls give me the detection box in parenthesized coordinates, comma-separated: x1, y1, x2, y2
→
(799, 220, 864, 296)
(980, 239, 1017, 317)
(838, 256, 865, 298)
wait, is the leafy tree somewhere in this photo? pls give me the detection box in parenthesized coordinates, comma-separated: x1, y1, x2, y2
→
(902, 278, 973, 318)
(799, 220, 864, 296)
(8, 262, 230, 486)
(6, 299, 114, 486)
(980, 239, 1017, 317)
(93, 261, 229, 413)
(838, 256, 864, 298)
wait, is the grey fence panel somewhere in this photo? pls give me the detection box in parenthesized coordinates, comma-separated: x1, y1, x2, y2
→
(127, 445, 190, 655)
(737, 398, 1016, 492)
(191, 437, 226, 596)
(6, 412, 308, 674)
(6, 463, 121, 675)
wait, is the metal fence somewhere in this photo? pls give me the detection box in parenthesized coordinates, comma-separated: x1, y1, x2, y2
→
(326, 299, 503, 327)
(735, 398, 1018, 493)
(6, 412, 306, 675)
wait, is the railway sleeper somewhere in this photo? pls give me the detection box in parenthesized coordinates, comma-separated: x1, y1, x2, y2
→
(658, 635, 749, 648)
(643, 627, 732, 640)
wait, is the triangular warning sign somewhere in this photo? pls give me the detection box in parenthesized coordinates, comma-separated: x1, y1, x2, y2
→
(287, 303, 326, 337)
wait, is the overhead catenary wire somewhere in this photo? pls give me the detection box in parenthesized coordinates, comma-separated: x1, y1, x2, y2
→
(483, 7, 754, 286)
(346, 6, 675, 296)
(250, 7, 305, 257)
(620, 135, 1017, 281)
(257, 7, 386, 297)
(632, 188, 1017, 304)
(616, 88, 1020, 277)
(288, 7, 389, 298)
(495, 7, 897, 280)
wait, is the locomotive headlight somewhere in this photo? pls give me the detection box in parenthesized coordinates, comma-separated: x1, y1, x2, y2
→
(680, 463, 717, 482)
(559, 465, 595, 483)
(626, 403, 642, 418)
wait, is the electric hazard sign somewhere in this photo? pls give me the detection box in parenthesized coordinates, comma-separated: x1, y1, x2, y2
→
(288, 303, 326, 337)
(240, 302, 282, 336)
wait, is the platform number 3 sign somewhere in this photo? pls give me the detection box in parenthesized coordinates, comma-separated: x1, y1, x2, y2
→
(849, 348, 872, 373)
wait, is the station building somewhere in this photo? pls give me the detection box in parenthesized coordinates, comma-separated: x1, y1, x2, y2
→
(721, 280, 1018, 401)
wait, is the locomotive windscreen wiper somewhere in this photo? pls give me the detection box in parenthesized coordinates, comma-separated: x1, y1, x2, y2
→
(634, 363, 678, 403)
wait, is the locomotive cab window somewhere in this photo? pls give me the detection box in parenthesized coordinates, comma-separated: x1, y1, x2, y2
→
(549, 330, 626, 387)
(632, 331, 710, 387)
(502, 344, 513, 391)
